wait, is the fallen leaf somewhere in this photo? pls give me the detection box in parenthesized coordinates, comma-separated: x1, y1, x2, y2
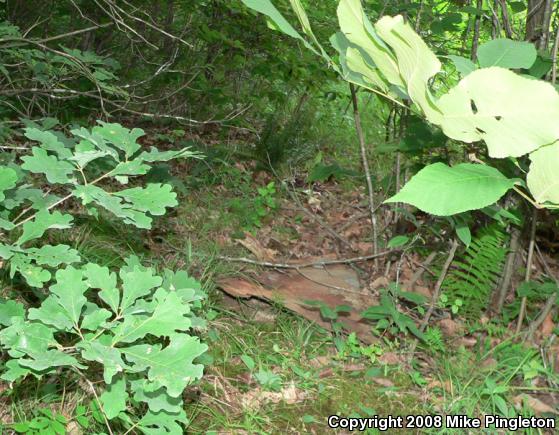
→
(438, 318, 460, 337)
(371, 378, 394, 387)
(237, 232, 278, 261)
(378, 352, 403, 365)
(513, 394, 559, 415)
(541, 313, 555, 337)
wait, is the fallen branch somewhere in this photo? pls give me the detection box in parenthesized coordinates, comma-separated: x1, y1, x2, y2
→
(217, 249, 400, 269)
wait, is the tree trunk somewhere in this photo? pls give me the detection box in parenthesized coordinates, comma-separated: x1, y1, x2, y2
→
(526, 0, 554, 48)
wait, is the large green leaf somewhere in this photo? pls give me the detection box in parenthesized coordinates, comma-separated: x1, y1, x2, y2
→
(24, 244, 80, 267)
(78, 340, 128, 384)
(477, 38, 537, 69)
(24, 128, 72, 159)
(385, 163, 517, 216)
(112, 290, 191, 344)
(18, 349, 83, 372)
(17, 210, 73, 245)
(115, 183, 178, 216)
(83, 263, 120, 313)
(438, 67, 559, 158)
(375, 15, 442, 122)
(0, 166, 18, 201)
(28, 296, 74, 331)
(337, 0, 403, 89)
(49, 266, 89, 325)
(122, 334, 207, 397)
(527, 142, 559, 204)
(92, 121, 144, 158)
(0, 317, 55, 358)
(21, 147, 75, 184)
(100, 375, 128, 419)
(119, 266, 162, 311)
(130, 380, 182, 413)
(0, 300, 25, 326)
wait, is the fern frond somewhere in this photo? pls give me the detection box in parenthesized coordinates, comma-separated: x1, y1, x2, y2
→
(443, 225, 507, 320)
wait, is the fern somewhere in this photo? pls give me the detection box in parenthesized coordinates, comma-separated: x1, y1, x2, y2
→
(443, 225, 507, 319)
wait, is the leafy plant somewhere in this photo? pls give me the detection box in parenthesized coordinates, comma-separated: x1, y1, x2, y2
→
(442, 225, 507, 320)
(0, 259, 207, 432)
(0, 121, 206, 433)
(361, 284, 426, 340)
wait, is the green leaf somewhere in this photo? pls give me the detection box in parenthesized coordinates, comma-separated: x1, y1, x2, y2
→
(477, 39, 537, 69)
(375, 15, 442, 122)
(24, 128, 72, 159)
(21, 147, 75, 184)
(385, 163, 516, 216)
(17, 209, 73, 245)
(119, 266, 162, 312)
(241, 354, 256, 371)
(100, 375, 128, 419)
(138, 409, 188, 435)
(139, 147, 197, 162)
(0, 166, 18, 201)
(93, 121, 144, 158)
(115, 183, 178, 216)
(83, 263, 119, 313)
(527, 142, 559, 204)
(0, 317, 55, 357)
(447, 55, 477, 76)
(337, 0, 403, 90)
(387, 235, 409, 248)
(122, 334, 207, 397)
(24, 244, 80, 267)
(9, 255, 52, 288)
(130, 380, 182, 413)
(2, 359, 31, 382)
(112, 290, 191, 344)
(455, 221, 472, 247)
(19, 349, 83, 372)
(49, 266, 89, 325)
(78, 340, 127, 384)
(28, 296, 74, 331)
(70, 140, 110, 168)
(0, 300, 25, 326)
(242, 0, 305, 40)
(438, 67, 559, 158)
(73, 184, 153, 229)
(81, 303, 112, 330)
(111, 159, 150, 177)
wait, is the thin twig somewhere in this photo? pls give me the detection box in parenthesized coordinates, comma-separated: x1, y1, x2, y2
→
(516, 209, 538, 335)
(350, 84, 379, 268)
(407, 239, 458, 363)
(217, 249, 399, 269)
(525, 244, 558, 341)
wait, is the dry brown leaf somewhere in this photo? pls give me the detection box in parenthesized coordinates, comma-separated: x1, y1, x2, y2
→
(371, 378, 394, 387)
(371, 276, 389, 289)
(438, 318, 460, 337)
(378, 352, 403, 365)
(241, 382, 309, 410)
(412, 286, 432, 299)
(513, 394, 559, 415)
(541, 312, 555, 337)
(236, 232, 278, 261)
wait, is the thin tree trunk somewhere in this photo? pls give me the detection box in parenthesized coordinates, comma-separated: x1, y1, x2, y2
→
(471, 0, 483, 61)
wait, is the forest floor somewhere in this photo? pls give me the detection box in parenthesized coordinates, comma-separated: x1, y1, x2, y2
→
(5, 128, 558, 434)
(130, 130, 558, 434)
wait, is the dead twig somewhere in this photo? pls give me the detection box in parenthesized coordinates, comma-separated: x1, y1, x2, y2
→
(516, 209, 538, 335)
(350, 84, 379, 267)
(217, 249, 400, 269)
